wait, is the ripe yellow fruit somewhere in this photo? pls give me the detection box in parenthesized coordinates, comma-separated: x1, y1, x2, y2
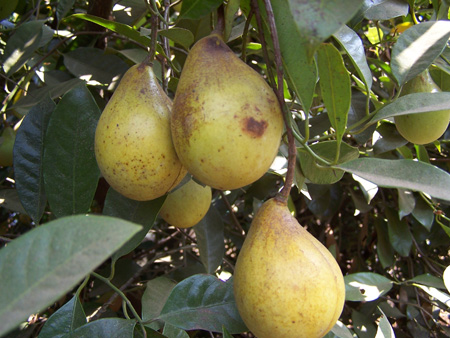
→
(95, 64, 186, 201)
(160, 179, 212, 228)
(394, 69, 450, 145)
(234, 198, 345, 338)
(171, 33, 283, 190)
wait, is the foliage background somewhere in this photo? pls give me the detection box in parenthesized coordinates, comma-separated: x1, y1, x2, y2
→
(1, 0, 450, 337)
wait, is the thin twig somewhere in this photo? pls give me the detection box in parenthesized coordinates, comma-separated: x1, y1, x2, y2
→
(219, 191, 245, 234)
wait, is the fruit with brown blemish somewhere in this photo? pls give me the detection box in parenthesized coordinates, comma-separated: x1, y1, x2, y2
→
(159, 179, 212, 228)
(95, 63, 186, 201)
(171, 32, 283, 190)
(234, 198, 345, 338)
(394, 69, 450, 145)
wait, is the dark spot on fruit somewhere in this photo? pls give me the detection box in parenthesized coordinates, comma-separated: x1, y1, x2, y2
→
(140, 88, 146, 95)
(242, 117, 268, 138)
(205, 35, 230, 54)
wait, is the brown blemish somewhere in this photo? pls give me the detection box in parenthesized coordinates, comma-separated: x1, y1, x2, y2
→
(242, 117, 268, 138)
(205, 35, 230, 54)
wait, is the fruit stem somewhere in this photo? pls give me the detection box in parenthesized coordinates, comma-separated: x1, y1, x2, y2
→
(260, 0, 296, 205)
(143, 11, 159, 67)
(212, 4, 225, 37)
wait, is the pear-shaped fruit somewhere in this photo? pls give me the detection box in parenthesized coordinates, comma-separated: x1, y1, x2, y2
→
(160, 179, 212, 228)
(95, 63, 187, 201)
(234, 198, 345, 338)
(171, 33, 284, 190)
(394, 69, 450, 145)
(0, 126, 15, 167)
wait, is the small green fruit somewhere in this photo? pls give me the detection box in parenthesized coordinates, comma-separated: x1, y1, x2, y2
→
(160, 179, 212, 228)
(234, 198, 345, 338)
(95, 64, 186, 201)
(394, 70, 450, 145)
(0, 126, 16, 167)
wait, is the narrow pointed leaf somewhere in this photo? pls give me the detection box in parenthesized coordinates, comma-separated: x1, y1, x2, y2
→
(336, 158, 450, 202)
(0, 215, 142, 337)
(385, 207, 413, 257)
(103, 189, 166, 261)
(43, 85, 101, 217)
(317, 43, 351, 143)
(272, 0, 317, 111)
(14, 96, 55, 223)
(158, 274, 247, 334)
(194, 206, 225, 274)
(375, 308, 395, 338)
(333, 25, 372, 88)
(38, 295, 86, 338)
(287, 0, 364, 58)
(391, 21, 450, 86)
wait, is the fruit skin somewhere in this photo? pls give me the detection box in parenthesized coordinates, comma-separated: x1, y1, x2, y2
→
(394, 70, 450, 145)
(171, 33, 283, 190)
(0, 126, 16, 167)
(234, 198, 345, 338)
(95, 64, 186, 201)
(160, 179, 212, 228)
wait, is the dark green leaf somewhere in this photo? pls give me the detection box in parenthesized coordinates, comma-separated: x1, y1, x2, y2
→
(398, 189, 415, 219)
(363, 0, 409, 20)
(64, 47, 129, 85)
(0, 189, 26, 213)
(159, 28, 194, 51)
(224, 0, 240, 41)
(409, 273, 446, 289)
(329, 321, 355, 338)
(344, 272, 393, 301)
(142, 277, 177, 322)
(317, 43, 351, 143)
(0, 0, 18, 20)
(385, 207, 413, 257)
(14, 96, 55, 223)
(287, 0, 364, 58)
(43, 85, 101, 217)
(178, 0, 223, 20)
(3, 21, 44, 75)
(412, 196, 434, 231)
(103, 189, 166, 261)
(374, 217, 395, 269)
(162, 323, 189, 338)
(333, 25, 372, 88)
(351, 310, 377, 338)
(70, 318, 136, 337)
(336, 158, 450, 202)
(0, 215, 142, 337)
(38, 295, 86, 338)
(272, 0, 317, 111)
(222, 326, 233, 338)
(158, 274, 247, 334)
(391, 21, 450, 86)
(194, 206, 225, 274)
(375, 308, 395, 338)
(298, 141, 359, 184)
(56, 0, 75, 22)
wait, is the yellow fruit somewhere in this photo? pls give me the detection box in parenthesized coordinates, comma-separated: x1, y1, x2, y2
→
(171, 33, 283, 190)
(95, 64, 186, 201)
(160, 179, 212, 228)
(394, 69, 450, 145)
(234, 198, 345, 338)
(0, 126, 15, 167)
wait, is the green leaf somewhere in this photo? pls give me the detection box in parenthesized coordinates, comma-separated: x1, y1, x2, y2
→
(287, 0, 364, 59)
(344, 272, 393, 301)
(13, 96, 55, 223)
(70, 318, 137, 337)
(374, 217, 395, 269)
(0, 0, 18, 20)
(317, 43, 351, 144)
(2, 21, 44, 75)
(409, 273, 446, 290)
(385, 207, 413, 257)
(222, 326, 233, 338)
(64, 47, 129, 85)
(0, 215, 142, 337)
(398, 189, 415, 219)
(158, 274, 247, 334)
(272, 0, 317, 111)
(411, 196, 434, 231)
(193, 206, 225, 274)
(103, 189, 166, 262)
(38, 295, 86, 338)
(329, 320, 355, 338)
(415, 285, 450, 307)
(162, 323, 189, 338)
(363, 0, 409, 20)
(391, 21, 450, 86)
(224, 0, 240, 42)
(159, 28, 194, 51)
(56, 0, 75, 22)
(375, 308, 395, 338)
(142, 277, 177, 322)
(333, 25, 372, 88)
(352, 310, 377, 338)
(178, 0, 223, 20)
(43, 85, 101, 217)
(336, 158, 450, 202)
(298, 141, 359, 184)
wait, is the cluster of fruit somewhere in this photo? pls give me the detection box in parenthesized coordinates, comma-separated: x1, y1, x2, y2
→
(94, 32, 345, 338)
